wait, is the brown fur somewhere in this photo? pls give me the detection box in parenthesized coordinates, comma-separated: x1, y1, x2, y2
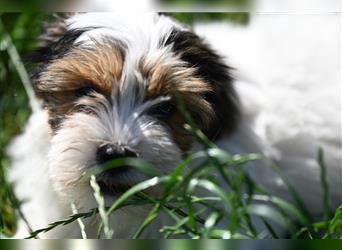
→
(35, 42, 216, 152)
(140, 55, 215, 151)
(34, 43, 124, 131)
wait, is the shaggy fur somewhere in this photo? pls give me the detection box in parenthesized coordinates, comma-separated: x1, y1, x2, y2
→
(8, 13, 342, 238)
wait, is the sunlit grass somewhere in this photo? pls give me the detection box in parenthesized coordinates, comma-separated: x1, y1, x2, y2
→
(24, 141, 342, 239)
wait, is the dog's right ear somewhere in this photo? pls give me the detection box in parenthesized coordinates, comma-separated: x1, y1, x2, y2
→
(29, 14, 86, 64)
(30, 15, 66, 64)
(38, 15, 68, 47)
(29, 14, 89, 104)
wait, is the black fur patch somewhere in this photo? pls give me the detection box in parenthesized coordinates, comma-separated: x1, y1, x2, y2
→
(29, 17, 89, 102)
(164, 28, 240, 140)
(29, 28, 88, 64)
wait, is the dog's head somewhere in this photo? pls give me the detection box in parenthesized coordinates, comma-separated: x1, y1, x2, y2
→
(30, 13, 239, 206)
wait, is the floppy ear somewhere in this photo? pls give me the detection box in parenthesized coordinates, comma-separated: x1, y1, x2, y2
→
(30, 14, 87, 64)
(29, 15, 89, 101)
(38, 15, 68, 47)
(165, 29, 240, 140)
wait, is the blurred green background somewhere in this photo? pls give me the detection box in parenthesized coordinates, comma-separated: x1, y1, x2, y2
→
(0, 13, 51, 237)
(0, 12, 249, 237)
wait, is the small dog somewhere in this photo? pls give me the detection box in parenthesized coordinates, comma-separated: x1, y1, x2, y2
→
(8, 13, 342, 238)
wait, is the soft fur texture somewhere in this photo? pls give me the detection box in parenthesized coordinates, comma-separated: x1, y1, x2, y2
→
(8, 13, 341, 238)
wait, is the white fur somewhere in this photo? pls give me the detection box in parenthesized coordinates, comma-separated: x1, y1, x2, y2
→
(195, 13, 341, 214)
(8, 13, 342, 238)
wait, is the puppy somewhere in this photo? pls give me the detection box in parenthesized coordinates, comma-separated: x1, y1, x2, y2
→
(8, 13, 342, 238)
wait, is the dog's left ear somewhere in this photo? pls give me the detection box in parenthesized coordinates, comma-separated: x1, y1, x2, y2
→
(165, 29, 240, 140)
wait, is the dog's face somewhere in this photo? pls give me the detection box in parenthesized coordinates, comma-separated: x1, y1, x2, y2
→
(31, 13, 238, 207)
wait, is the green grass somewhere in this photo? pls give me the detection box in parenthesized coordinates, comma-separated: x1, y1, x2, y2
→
(24, 137, 342, 239)
(0, 13, 341, 239)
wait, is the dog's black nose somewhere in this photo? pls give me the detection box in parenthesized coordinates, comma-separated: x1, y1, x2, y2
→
(96, 143, 137, 164)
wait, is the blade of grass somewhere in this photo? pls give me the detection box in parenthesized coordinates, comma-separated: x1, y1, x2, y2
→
(132, 151, 214, 237)
(268, 160, 316, 237)
(0, 213, 3, 238)
(90, 175, 113, 239)
(247, 204, 288, 229)
(25, 209, 98, 239)
(250, 194, 309, 229)
(184, 193, 197, 232)
(70, 202, 87, 239)
(0, 18, 39, 112)
(318, 147, 331, 237)
(137, 192, 207, 225)
(326, 206, 342, 238)
(202, 211, 221, 238)
(160, 205, 205, 238)
(96, 176, 170, 237)
(163, 150, 209, 195)
(173, 90, 214, 149)
(214, 161, 257, 238)
(106, 176, 170, 216)
(189, 179, 231, 212)
(133, 203, 160, 239)
(133, 192, 207, 238)
(260, 217, 279, 238)
(209, 229, 249, 239)
(83, 157, 163, 181)
(27, 197, 153, 239)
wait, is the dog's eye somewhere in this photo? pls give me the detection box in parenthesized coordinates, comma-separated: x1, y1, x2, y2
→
(149, 102, 176, 119)
(75, 86, 96, 98)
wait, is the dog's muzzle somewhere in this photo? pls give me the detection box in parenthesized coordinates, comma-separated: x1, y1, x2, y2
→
(95, 143, 139, 195)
